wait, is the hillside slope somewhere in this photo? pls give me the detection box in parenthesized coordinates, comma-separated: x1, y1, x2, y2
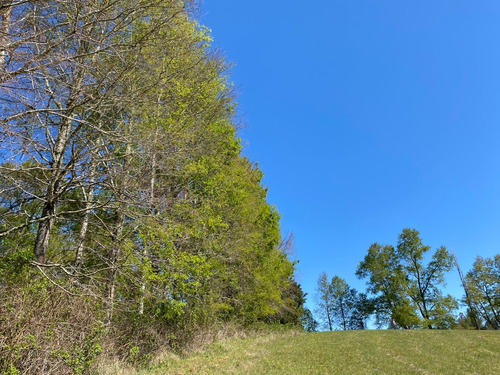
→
(140, 330, 500, 375)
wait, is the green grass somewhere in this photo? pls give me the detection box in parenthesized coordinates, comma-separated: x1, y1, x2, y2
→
(141, 330, 500, 375)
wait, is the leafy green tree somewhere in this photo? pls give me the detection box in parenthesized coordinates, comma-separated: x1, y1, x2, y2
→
(465, 255, 500, 329)
(356, 243, 419, 328)
(348, 292, 374, 330)
(315, 272, 334, 331)
(315, 273, 366, 330)
(330, 276, 352, 330)
(456, 309, 484, 330)
(268, 280, 307, 325)
(453, 253, 481, 329)
(396, 229, 457, 329)
(1, 2, 303, 372)
(357, 229, 457, 329)
(300, 308, 319, 332)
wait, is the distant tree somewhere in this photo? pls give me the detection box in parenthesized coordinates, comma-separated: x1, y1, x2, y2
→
(330, 276, 353, 330)
(396, 229, 457, 329)
(357, 229, 457, 329)
(453, 253, 481, 329)
(315, 272, 334, 331)
(315, 273, 366, 330)
(348, 292, 375, 330)
(465, 255, 500, 329)
(268, 280, 307, 325)
(456, 310, 484, 330)
(356, 243, 420, 328)
(300, 308, 319, 332)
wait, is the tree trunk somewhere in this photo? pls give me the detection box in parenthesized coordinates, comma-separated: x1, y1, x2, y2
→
(32, 129, 70, 263)
(484, 290, 500, 328)
(139, 127, 158, 315)
(32, 76, 79, 263)
(453, 253, 480, 329)
(104, 211, 124, 327)
(0, 2, 12, 67)
(33, 202, 56, 263)
(74, 181, 95, 269)
(340, 300, 347, 331)
(105, 138, 131, 326)
(326, 307, 333, 331)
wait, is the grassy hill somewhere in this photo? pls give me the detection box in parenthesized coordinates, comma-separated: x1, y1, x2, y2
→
(135, 330, 500, 375)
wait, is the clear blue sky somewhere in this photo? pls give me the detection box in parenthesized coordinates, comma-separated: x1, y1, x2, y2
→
(201, 1, 500, 313)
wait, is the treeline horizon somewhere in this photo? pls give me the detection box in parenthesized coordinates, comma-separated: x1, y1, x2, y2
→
(313, 228, 500, 331)
(0, 1, 305, 374)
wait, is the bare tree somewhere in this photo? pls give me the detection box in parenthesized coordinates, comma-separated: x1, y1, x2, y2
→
(0, 0, 192, 265)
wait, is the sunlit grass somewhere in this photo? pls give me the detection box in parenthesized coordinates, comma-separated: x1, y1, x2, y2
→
(140, 330, 500, 375)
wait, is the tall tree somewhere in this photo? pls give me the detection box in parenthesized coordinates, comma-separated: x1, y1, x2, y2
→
(357, 229, 457, 329)
(0, 2, 303, 371)
(315, 272, 334, 331)
(315, 273, 363, 330)
(356, 243, 419, 328)
(348, 291, 374, 330)
(300, 308, 319, 332)
(465, 255, 500, 329)
(0, 0, 195, 264)
(453, 252, 480, 329)
(330, 276, 352, 331)
(396, 229, 457, 329)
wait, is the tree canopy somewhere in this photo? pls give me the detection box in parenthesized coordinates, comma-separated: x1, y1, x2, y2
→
(0, 2, 303, 373)
(356, 229, 456, 329)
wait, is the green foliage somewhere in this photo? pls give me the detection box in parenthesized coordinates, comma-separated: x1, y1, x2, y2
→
(49, 323, 104, 375)
(348, 292, 374, 330)
(315, 272, 334, 331)
(316, 273, 372, 331)
(300, 308, 319, 332)
(356, 243, 419, 328)
(0, 2, 301, 373)
(396, 229, 456, 329)
(456, 309, 484, 330)
(267, 280, 307, 326)
(329, 276, 352, 330)
(465, 255, 500, 329)
(357, 229, 457, 329)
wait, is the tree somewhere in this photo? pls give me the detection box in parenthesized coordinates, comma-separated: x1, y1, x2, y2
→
(330, 276, 352, 331)
(0, 0, 193, 264)
(465, 255, 500, 329)
(396, 229, 457, 329)
(456, 309, 484, 330)
(267, 280, 307, 325)
(0, 2, 303, 371)
(315, 273, 364, 330)
(300, 308, 319, 332)
(357, 229, 457, 329)
(348, 292, 374, 330)
(315, 272, 334, 331)
(453, 252, 480, 329)
(356, 243, 419, 328)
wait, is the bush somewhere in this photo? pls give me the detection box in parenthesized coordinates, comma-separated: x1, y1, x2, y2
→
(0, 282, 104, 375)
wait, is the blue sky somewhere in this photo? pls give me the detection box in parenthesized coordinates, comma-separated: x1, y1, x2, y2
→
(201, 1, 500, 313)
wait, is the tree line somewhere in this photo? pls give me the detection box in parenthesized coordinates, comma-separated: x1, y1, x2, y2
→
(0, 1, 304, 373)
(315, 228, 500, 331)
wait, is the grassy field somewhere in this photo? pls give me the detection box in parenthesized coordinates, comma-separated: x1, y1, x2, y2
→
(137, 330, 500, 375)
